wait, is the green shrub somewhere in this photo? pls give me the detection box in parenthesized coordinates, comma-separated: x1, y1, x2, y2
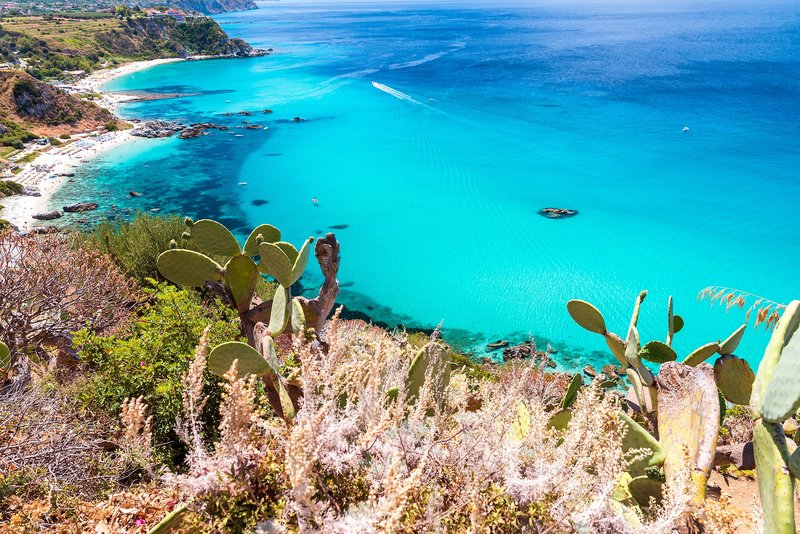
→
(82, 213, 196, 282)
(59, 133, 71, 139)
(73, 281, 242, 466)
(0, 180, 23, 198)
(48, 137, 62, 146)
(104, 121, 119, 132)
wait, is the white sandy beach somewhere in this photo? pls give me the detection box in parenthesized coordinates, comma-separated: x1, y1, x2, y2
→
(1, 58, 188, 230)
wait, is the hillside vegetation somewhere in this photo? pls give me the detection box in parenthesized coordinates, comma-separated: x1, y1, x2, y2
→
(0, 70, 123, 137)
(0, 10, 256, 80)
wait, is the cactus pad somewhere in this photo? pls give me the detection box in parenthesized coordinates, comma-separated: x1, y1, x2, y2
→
(683, 342, 721, 367)
(258, 242, 293, 287)
(274, 242, 299, 266)
(753, 420, 796, 533)
(656, 362, 720, 503)
(628, 476, 664, 506)
(224, 255, 259, 312)
(760, 317, 800, 422)
(719, 324, 746, 355)
(510, 402, 531, 441)
(561, 373, 583, 409)
(292, 237, 314, 285)
(0, 341, 9, 370)
(243, 224, 281, 256)
(268, 285, 290, 336)
(547, 409, 572, 430)
(628, 290, 647, 330)
(673, 314, 684, 334)
(566, 300, 606, 334)
(208, 341, 270, 378)
(639, 340, 677, 364)
(407, 342, 450, 405)
(185, 219, 241, 257)
(620, 411, 664, 476)
(291, 298, 306, 336)
(157, 249, 223, 287)
(714, 354, 755, 406)
(604, 332, 627, 366)
(752, 301, 800, 419)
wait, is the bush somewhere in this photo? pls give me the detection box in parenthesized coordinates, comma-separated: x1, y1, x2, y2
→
(48, 137, 62, 146)
(0, 179, 22, 198)
(104, 121, 119, 132)
(73, 281, 242, 466)
(83, 212, 195, 282)
(0, 230, 137, 373)
(59, 133, 71, 139)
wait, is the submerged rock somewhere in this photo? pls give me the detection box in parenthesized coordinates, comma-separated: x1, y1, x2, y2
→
(487, 340, 510, 350)
(63, 202, 98, 213)
(179, 123, 226, 139)
(252, 199, 269, 206)
(129, 190, 142, 197)
(539, 207, 578, 219)
(132, 120, 184, 138)
(33, 210, 62, 220)
(502, 343, 556, 367)
(329, 224, 349, 230)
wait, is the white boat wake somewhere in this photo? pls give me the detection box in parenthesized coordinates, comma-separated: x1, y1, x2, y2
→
(371, 81, 426, 106)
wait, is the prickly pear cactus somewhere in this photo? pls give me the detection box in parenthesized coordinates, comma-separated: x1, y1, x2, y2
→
(759, 308, 800, 422)
(208, 341, 270, 378)
(656, 361, 720, 503)
(224, 255, 259, 312)
(753, 420, 796, 534)
(258, 242, 294, 288)
(510, 402, 531, 441)
(268, 286, 290, 336)
(682, 342, 720, 367)
(243, 224, 281, 255)
(157, 249, 224, 287)
(183, 218, 241, 257)
(0, 341, 9, 370)
(547, 409, 572, 430)
(639, 340, 677, 364)
(561, 373, 583, 409)
(752, 301, 800, 419)
(718, 324, 746, 356)
(566, 300, 606, 334)
(407, 342, 451, 405)
(620, 412, 665, 476)
(714, 354, 755, 406)
(628, 475, 664, 506)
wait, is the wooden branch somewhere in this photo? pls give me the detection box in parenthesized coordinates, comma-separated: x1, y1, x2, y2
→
(296, 233, 340, 339)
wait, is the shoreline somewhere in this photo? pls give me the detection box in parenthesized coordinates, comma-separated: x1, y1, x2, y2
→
(1, 58, 187, 230)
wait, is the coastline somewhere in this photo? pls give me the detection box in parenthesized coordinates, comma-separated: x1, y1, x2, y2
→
(0, 58, 186, 230)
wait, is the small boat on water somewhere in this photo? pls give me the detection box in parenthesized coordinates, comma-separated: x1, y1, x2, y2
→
(238, 181, 248, 186)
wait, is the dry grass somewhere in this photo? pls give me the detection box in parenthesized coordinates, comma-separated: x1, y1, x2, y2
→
(698, 286, 785, 330)
(165, 315, 703, 532)
(1, 16, 122, 55)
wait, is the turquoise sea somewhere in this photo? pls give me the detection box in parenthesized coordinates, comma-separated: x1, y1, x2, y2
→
(51, 0, 800, 371)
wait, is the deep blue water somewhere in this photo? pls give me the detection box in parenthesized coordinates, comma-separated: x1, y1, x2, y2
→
(50, 1, 800, 370)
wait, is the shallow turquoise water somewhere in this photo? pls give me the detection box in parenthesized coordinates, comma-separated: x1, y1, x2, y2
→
(51, 1, 800, 370)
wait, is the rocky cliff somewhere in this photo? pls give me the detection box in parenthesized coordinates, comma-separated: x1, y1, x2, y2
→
(97, 16, 258, 59)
